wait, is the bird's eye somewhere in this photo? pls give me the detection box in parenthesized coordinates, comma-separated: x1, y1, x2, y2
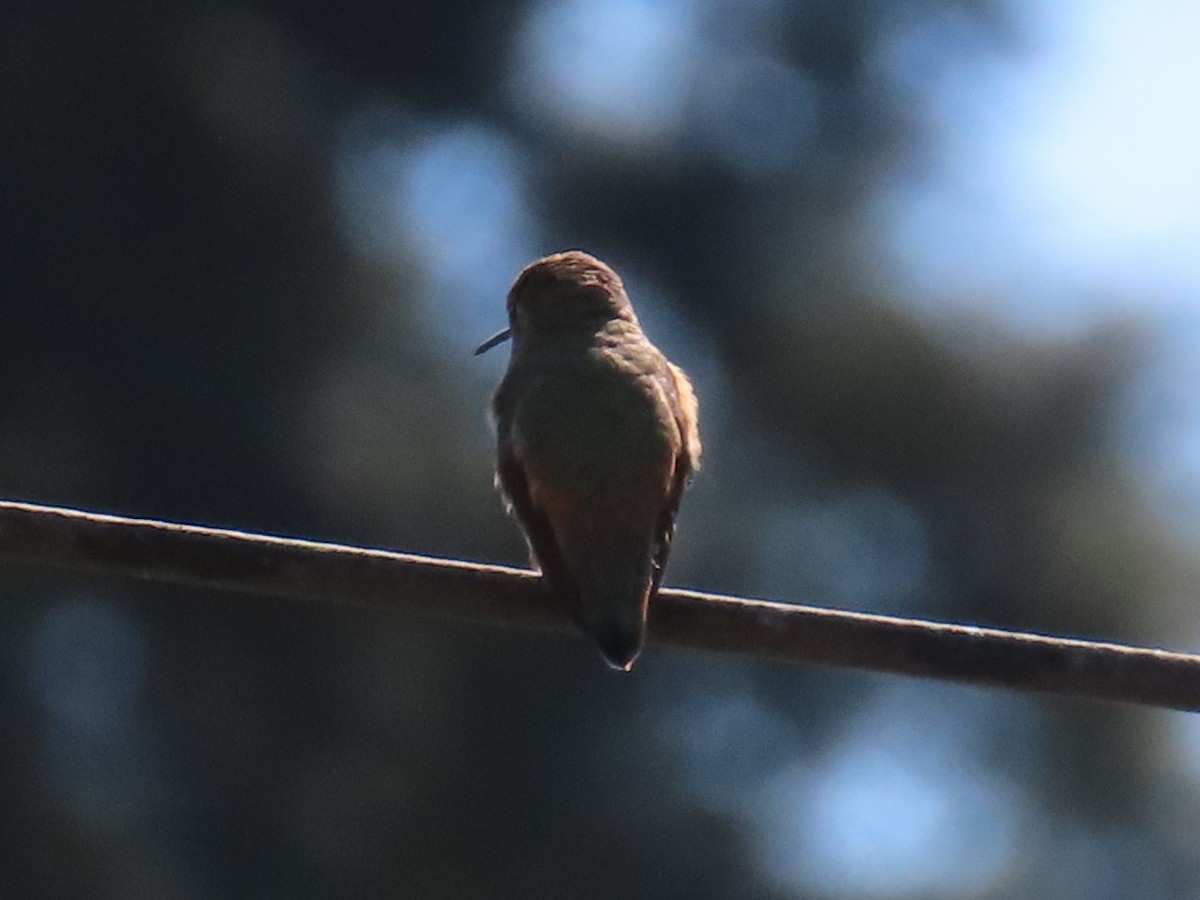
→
(513, 296, 530, 326)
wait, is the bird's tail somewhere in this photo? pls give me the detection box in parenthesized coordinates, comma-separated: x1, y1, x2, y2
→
(558, 528, 656, 671)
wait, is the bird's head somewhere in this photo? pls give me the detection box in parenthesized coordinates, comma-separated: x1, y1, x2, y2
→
(475, 251, 637, 355)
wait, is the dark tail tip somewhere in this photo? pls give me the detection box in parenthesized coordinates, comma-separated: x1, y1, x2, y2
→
(591, 623, 643, 672)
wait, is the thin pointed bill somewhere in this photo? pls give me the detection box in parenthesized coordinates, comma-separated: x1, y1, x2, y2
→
(474, 327, 512, 356)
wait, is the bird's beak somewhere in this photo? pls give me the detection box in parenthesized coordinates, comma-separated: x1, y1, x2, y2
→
(474, 327, 512, 356)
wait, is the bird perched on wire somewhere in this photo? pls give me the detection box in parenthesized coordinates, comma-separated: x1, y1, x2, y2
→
(476, 251, 701, 670)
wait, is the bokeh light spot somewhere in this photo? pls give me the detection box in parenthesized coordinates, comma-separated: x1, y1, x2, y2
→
(400, 125, 528, 261)
(333, 111, 539, 354)
(510, 0, 698, 145)
(875, 0, 1200, 332)
(753, 685, 1027, 897)
(400, 124, 540, 353)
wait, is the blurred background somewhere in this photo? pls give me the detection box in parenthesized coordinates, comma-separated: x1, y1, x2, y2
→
(4, 0, 1200, 896)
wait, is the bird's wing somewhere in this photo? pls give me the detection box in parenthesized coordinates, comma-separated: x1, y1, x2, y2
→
(649, 362, 702, 597)
(495, 432, 578, 608)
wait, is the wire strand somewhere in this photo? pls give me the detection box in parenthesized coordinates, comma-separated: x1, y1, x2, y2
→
(0, 499, 1196, 711)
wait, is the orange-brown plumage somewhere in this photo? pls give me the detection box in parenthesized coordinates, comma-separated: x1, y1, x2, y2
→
(478, 251, 701, 669)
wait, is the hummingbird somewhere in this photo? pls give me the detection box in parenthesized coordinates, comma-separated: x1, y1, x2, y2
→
(476, 251, 701, 671)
